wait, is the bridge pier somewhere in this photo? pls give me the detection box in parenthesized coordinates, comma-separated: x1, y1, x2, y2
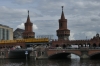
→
(35, 48, 48, 59)
(0, 49, 9, 58)
(80, 54, 89, 59)
(80, 49, 89, 59)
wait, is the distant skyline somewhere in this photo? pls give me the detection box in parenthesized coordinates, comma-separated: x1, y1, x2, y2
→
(0, 0, 100, 40)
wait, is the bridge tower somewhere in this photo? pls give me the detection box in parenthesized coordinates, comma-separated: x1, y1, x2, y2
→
(23, 10, 35, 39)
(56, 6, 70, 40)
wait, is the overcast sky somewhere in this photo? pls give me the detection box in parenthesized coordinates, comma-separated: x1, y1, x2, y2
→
(0, 0, 100, 40)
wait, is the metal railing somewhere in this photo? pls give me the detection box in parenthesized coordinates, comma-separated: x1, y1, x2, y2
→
(0, 38, 49, 44)
(48, 47, 100, 50)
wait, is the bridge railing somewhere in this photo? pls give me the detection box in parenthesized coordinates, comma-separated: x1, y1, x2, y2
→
(48, 47, 100, 50)
(88, 47, 100, 50)
(48, 47, 80, 50)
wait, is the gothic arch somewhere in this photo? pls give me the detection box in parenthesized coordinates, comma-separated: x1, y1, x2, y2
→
(99, 43, 100, 47)
(48, 52, 81, 59)
(89, 52, 100, 58)
(93, 43, 97, 47)
(62, 44, 66, 49)
(80, 44, 83, 47)
(78, 44, 82, 47)
(20, 46, 22, 48)
(83, 43, 86, 47)
(87, 43, 90, 47)
(67, 44, 71, 47)
(56, 44, 59, 47)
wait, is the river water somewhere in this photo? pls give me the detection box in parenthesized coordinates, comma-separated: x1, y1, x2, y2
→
(0, 58, 100, 66)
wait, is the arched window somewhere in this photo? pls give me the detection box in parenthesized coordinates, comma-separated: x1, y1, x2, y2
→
(99, 43, 100, 47)
(42, 52, 44, 55)
(87, 43, 90, 47)
(56, 44, 59, 47)
(80, 44, 83, 47)
(93, 43, 97, 47)
(63, 44, 66, 49)
(20, 46, 22, 48)
(67, 44, 70, 47)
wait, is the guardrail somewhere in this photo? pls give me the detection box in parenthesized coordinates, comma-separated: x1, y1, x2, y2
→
(48, 47, 100, 50)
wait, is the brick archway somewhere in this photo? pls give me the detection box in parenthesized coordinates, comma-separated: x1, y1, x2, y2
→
(88, 50, 100, 57)
(89, 52, 100, 57)
(48, 52, 81, 58)
(48, 53, 70, 59)
(47, 49, 81, 58)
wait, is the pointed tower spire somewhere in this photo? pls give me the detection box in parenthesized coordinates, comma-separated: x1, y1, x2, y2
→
(27, 10, 31, 23)
(28, 10, 29, 15)
(61, 6, 65, 19)
(57, 6, 70, 40)
(23, 10, 35, 39)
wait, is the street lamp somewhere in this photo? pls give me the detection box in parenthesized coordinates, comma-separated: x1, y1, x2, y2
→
(25, 51, 28, 60)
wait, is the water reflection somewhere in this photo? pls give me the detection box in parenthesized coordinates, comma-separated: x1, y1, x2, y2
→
(0, 59, 25, 66)
(0, 58, 100, 66)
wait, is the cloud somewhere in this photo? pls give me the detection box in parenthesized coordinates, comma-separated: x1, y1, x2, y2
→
(17, 23, 24, 29)
(1, 0, 100, 40)
(17, 23, 38, 30)
(34, 20, 58, 36)
(70, 33, 75, 40)
(0, 6, 41, 30)
(14, 0, 34, 4)
(33, 24, 38, 30)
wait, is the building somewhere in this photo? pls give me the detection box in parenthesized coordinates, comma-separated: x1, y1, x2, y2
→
(56, 6, 70, 40)
(13, 28, 24, 39)
(22, 10, 35, 39)
(0, 24, 13, 40)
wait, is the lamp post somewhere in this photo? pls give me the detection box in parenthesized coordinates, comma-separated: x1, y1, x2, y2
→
(86, 36, 87, 47)
(25, 51, 28, 60)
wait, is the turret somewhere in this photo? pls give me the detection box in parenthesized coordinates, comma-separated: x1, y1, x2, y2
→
(22, 10, 35, 39)
(56, 6, 70, 40)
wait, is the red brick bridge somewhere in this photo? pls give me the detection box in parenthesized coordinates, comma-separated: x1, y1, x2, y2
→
(36, 47, 100, 59)
(47, 48, 100, 59)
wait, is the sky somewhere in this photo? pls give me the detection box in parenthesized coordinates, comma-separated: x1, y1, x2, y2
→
(0, 0, 100, 40)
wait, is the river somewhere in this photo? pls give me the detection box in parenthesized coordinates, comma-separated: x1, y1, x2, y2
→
(0, 58, 100, 66)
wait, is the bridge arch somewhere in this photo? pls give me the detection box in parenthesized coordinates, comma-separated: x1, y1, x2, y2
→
(48, 52, 81, 59)
(62, 44, 66, 49)
(89, 52, 100, 59)
(87, 43, 90, 47)
(99, 43, 100, 47)
(55, 44, 59, 47)
(93, 43, 97, 47)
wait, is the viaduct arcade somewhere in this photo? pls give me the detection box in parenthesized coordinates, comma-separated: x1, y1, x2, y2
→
(52, 33, 100, 49)
(35, 34, 100, 59)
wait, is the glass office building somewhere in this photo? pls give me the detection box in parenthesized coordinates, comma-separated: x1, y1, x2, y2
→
(0, 24, 13, 40)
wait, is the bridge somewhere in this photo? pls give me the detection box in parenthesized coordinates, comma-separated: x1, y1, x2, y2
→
(34, 47, 100, 59)
(0, 37, 100, 59)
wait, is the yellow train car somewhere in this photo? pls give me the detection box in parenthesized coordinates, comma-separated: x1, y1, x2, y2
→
(0, 38, 49, 44)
